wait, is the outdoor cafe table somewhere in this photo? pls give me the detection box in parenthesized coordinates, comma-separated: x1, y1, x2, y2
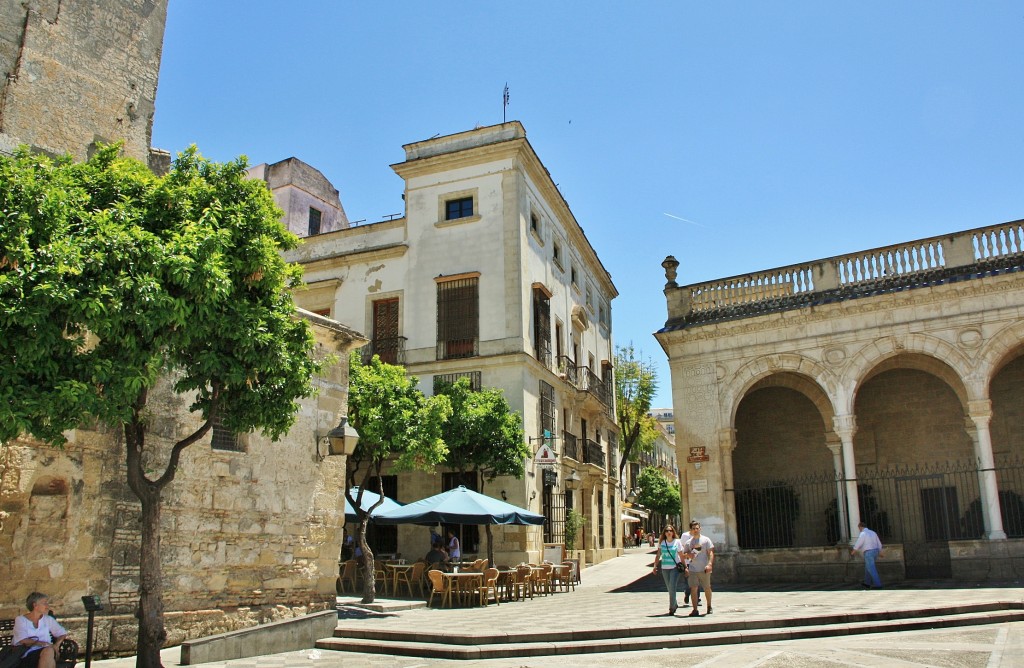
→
(441, 571, 483, 606)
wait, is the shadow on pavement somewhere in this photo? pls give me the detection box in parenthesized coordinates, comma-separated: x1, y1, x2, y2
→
(337, 606, 400, 620)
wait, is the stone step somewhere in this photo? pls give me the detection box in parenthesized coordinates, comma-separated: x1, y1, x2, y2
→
(318, 608, 1024, 660)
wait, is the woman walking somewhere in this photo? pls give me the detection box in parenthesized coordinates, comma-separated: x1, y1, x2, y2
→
(652, 525, 685, 615)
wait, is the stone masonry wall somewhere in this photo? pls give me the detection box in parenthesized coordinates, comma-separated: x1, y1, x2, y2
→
(0, 321, 359, 655)
(0, 0, 167, 161)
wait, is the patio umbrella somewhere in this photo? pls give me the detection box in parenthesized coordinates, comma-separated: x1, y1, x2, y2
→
(344, 487, 403, 522)
(620, 514, 642, 522)
(373, 485, 545, 526)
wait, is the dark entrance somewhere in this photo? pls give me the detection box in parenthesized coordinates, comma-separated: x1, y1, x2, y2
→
(895, 474, 955, 579)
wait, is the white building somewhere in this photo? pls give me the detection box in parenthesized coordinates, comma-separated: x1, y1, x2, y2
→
(277, 122, 621, 565)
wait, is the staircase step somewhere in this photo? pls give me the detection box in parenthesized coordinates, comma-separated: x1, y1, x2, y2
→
(317, 609, 1024, 660)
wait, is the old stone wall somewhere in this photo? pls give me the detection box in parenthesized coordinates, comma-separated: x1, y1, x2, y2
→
(0, 320, 362, 655)
(0, 0, 167, 161)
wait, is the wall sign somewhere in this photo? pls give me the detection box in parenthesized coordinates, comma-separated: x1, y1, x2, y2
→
(687, 446, 710, 463)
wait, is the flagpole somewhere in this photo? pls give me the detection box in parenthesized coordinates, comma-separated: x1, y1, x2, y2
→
(503, 83, 509, 123)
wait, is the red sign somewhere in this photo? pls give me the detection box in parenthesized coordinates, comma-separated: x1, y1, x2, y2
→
(687, 446, 709, 463)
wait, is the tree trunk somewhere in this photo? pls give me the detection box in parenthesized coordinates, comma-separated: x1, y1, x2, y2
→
(358, 518, 376, 604)
(135, 487, 167, 668)
(484, 524, 494, 568)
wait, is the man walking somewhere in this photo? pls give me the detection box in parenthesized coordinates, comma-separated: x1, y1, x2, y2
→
(682, 520, 714, 616)
(850, 521, 883, 589)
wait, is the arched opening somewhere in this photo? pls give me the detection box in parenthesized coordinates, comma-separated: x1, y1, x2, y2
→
(733, 373, 836, 548)
(987, 349, 1024, 537)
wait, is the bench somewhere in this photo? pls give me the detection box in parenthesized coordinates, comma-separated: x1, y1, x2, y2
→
(1, 618, 78, 668)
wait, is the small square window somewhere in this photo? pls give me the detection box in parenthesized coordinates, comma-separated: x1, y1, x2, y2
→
(445, 197, 474, 221)
(530, 212, 540, 234)
(571, 266, 578, 288)
(211, 415, 243, 452)
(553, 242, 562, 267)
(308, 207, 322, 236)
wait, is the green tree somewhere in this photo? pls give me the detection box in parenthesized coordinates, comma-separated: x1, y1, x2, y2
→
(346, 352, 451, 602)
(0, 145, 321, 668)
(636, 466, 681, 523)
(564, 509, 585, 553)
(435, 377, 528, 566)
(614, 344, 659, 477)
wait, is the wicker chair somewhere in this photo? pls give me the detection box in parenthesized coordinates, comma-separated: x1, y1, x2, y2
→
(426, 569, 452, 608)
(336, 559, 358, 594)
(396, 561, 426, 598)
(514, 564, 534, 600)
(477, 567, 501, 606)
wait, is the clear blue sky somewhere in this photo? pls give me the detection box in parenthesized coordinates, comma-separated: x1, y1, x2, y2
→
(153, 2, 1023, 408)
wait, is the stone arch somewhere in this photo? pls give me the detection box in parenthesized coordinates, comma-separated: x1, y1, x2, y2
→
(977, 320, 1024, 391)
(723, 353, 838, 429)
(841, 334, 973, 415)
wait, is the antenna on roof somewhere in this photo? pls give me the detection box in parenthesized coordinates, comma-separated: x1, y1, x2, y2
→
(503, 83, 510, 123)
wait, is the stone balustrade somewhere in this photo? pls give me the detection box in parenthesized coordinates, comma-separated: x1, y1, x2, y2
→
(664, 219, 1024, 328)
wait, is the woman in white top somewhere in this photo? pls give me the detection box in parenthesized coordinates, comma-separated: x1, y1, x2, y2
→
(446, 530, 461, 560)
(12, 593, 69, 668)
(651, 526, 685, 615)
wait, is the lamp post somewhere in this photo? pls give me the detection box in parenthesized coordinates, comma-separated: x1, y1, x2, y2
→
(565, 470, 581, 491)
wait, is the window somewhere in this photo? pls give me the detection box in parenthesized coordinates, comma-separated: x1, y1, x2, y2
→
(552, 241, 562, 269)
(308, 207, 322, 236)
(368, 297, 402, 365)
(530, 212, 541, 236)
(539, 380, 555, 438)
(533, 287, 551, 366)
(211, 414, 243, 452)
(436, 275, 479, 359)
(433, 371, 482, 393)
(586, 285, 593, 311)
(570, 266, 578, 289)
(445, 197, 474, 221)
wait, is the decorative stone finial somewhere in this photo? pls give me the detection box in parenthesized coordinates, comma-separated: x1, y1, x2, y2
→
(662, 255, 679, 288)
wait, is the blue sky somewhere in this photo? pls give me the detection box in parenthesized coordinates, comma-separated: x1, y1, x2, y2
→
(153, 2, 1023, 407)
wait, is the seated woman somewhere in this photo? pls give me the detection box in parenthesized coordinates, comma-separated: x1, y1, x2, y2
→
(424, 541, 450, 571)
(12, 593, 69, 668)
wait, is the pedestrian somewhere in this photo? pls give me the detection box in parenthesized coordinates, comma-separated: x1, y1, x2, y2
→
(652, 525, 685, 615)
(682, 524, 702, 608)
(682, 519, 714, 616)
(850, 521, 883, 589)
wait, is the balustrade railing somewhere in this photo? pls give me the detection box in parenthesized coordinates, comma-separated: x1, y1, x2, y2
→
(562, 431, 579, 462)
(667, 219, 1024, 325)
(583, 439, 604, 468)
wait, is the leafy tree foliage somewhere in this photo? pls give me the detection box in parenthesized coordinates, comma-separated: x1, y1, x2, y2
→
(614, 343, 659, 476)
(0, 145, 320, 668)
(636, 466, 681, 523)
(346, 352, 451, 602)
(435, 377, 528, 565)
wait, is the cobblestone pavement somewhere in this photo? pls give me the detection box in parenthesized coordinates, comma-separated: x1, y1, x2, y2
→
(95, 548, 1024, 668)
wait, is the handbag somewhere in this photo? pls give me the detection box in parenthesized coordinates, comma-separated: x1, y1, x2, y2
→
(0, 644, 29, 668)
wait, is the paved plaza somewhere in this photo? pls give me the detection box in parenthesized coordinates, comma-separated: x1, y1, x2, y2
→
(95, 549, 1024, 668)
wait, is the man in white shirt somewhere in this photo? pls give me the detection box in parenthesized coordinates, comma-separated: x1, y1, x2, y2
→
(682, 520, 714, 616)
(850, 522, 883, 589)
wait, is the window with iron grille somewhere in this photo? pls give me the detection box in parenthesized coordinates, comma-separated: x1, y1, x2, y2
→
(211, 414, 243, 452)
(433, 370, 482, 393)
(445, 196, 474, 221)
(308, 207, 322, 236)
(539, 380, 555, 439)
(436, 276, 479, 359)
(533, 288, 551, 365)
(597, 489, 605, 548)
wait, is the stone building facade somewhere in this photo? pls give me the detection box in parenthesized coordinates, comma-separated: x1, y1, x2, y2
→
(656, 220, 1024, 583)
(280, 122, 623, 566)
(0, 315, 366, 653)
(0, 0, 167, 168)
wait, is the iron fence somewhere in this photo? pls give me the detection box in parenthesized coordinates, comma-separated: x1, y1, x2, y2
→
(731, 457, 1024, 550)
(563, 431, 579, 461)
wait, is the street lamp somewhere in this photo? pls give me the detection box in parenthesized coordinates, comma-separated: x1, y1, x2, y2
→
(627, 487, 641, 503)
(317, 417, 360, 457)
(565, 470, 581, 491)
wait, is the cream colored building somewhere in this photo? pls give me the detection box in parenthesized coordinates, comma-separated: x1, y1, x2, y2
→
(282, 122, 622, 566)
(657, 220, 1024, 583)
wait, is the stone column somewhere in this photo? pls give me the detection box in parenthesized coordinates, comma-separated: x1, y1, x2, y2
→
(718, 428, 738, 549)
(832, 414, 861, 540)
(967, 400, 1007, 540)
(826, 436, 849, 543)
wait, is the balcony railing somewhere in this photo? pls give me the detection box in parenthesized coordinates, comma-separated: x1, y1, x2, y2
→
(663, 219, 1024, 328)
(555, 356, 612, 408)
(562, 431, 579, 461)
(362, 336, 407, 366)
(583, 439, 604, 468)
